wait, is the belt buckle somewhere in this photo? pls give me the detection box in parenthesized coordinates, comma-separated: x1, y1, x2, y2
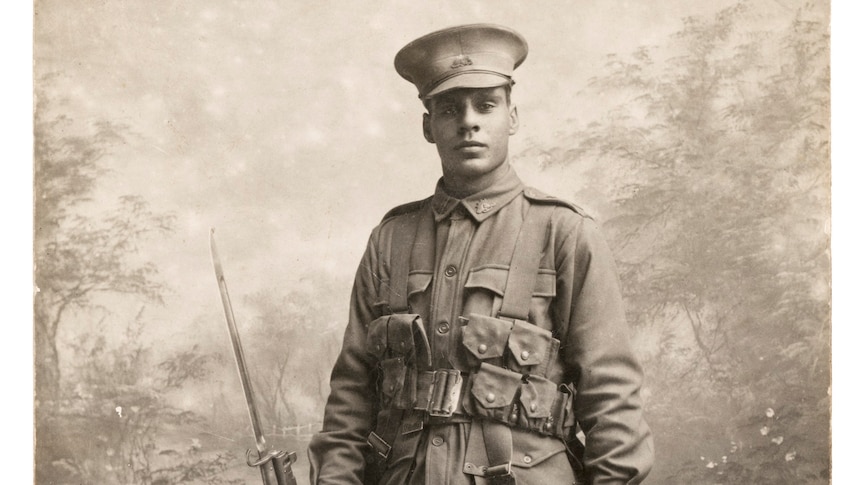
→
(428, 369, 462, 417)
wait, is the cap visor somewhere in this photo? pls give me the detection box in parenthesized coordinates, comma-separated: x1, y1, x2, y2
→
(424, 72, 511, 99)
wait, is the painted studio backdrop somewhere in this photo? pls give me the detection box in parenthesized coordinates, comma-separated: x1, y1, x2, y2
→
(34, 1, 830, 484)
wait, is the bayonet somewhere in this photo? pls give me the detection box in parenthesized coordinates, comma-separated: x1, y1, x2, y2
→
(210, 229, 297, 485)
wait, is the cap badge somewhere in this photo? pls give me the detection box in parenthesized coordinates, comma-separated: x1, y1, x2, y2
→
(476, 199, 496, 214)
(450, 55, 473, 69)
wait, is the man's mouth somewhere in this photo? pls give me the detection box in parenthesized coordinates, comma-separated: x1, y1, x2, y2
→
(455, 141, 486, 150)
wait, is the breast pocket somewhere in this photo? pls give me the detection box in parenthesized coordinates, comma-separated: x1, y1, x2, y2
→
(462, 265, 557, 330)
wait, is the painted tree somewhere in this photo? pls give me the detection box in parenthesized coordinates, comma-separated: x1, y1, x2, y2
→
(241, 278, 344, 430)
(526, 2, 829, 482)
(42, 309, 241, 485)
(34, 94, 175, 403)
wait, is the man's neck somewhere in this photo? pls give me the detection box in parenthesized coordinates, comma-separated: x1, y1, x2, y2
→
(441, 163, 510, 199)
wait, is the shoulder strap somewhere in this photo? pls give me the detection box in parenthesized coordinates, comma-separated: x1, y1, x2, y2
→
(498, 202, 555, 321)
(381, 197, 431, 222)
(523, 186, 593, 219)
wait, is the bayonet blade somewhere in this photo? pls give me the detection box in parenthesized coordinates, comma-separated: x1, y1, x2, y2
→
(209, 229, 271, 466)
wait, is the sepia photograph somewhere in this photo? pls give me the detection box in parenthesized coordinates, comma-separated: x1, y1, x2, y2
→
(32, 1, 831, 484)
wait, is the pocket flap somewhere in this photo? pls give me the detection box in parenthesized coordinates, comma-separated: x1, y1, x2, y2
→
(464, 266, 557, 297)
(519, 375, 557, 418)
(463, 265, 508, 296)
(533, 269, 557, 297)
(510, 428, 567, 469)
(508, 320, 552, 366)
(470, 363, 521, 409)
(366, 315, 389, 359)
(462, 314, 512, 360)
(407, 271, 433, 298)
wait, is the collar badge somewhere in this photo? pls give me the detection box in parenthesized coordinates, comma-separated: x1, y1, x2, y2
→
(476, 199, 496, 214)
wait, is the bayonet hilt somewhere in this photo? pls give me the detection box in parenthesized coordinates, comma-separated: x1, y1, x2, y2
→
(247, 449, 298, 485)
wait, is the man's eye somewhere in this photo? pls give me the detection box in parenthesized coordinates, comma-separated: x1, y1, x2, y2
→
(478, 103, 496, 111)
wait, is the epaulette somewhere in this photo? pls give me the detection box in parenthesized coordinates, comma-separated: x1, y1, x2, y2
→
(381, 196, 432, 222)
(523, 187, 594, 220)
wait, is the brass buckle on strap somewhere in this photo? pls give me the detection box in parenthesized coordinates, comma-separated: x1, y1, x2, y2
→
(366, 431, 392, 460)
(474, 463, 514, 485)
(427, 369, 463, 417)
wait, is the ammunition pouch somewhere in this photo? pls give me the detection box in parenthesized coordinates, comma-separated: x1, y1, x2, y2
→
(366, 313, 431, 410)
(365, 313, 575, 442)
(462, 314, 560, 377)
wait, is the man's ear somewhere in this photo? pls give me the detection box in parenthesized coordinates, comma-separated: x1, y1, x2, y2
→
(508, 105, 519, 135)
(422, 112, 435, 143)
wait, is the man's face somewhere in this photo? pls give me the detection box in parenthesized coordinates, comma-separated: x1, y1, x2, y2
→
(423, 86, 519, 186)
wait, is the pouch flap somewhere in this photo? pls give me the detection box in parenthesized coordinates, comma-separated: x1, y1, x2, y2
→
(508, 320, 552, 367)
(470, 363, 521, 409)
(387, 313, 417, 357)
(519, 375, 557, 418)
(463, 265, 508, 296)
(380, 357, 407, 399)
(366, 315, 389, 359)
(462, 314, 512, 360)
(407, 271, 433, 298)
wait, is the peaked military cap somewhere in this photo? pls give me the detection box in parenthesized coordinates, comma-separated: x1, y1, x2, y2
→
(394, 23, 528, 99)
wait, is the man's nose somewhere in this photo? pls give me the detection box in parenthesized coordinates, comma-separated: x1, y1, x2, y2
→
(457, 106, 480, 133)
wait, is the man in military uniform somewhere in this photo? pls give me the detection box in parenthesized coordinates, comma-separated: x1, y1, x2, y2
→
(308, 24, 653, 485)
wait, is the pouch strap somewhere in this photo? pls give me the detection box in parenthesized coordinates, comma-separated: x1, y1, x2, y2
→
(498, 203, 554, 321)
(481, 421, 516, 485)
(387, 201, 435, 313)
(387, 212, 419, 313)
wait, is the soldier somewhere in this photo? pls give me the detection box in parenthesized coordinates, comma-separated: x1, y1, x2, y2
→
(308, 24, 653, 485)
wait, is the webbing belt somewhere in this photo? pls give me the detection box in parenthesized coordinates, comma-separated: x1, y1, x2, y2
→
(375, 194, 559, 482)
(407, 369, 574, 438)
(385, 209, 421, 313)
(498, 203, 553, 321)
(367, 202, 433, 466)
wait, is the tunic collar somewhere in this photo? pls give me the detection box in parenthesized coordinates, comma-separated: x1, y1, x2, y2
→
(431, 166, 524, 223)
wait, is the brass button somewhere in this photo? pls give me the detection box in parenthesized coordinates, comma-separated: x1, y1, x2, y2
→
(431, 436, 444, 446)
(477, 343, 488, 354)
(485, 393, 496, 403)
(530, 402, 537, 412)
(523, 455, 532, 464)
(520, 350, 531, 361)
(444, 265, 457, 277)
(437, 321, 450, 334)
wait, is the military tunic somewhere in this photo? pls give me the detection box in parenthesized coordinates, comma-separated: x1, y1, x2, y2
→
(308, 167, 653, 484)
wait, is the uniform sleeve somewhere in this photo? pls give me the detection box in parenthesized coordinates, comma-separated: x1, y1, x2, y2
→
(307, 231, 381, 485)
(554, 215, 654, 485)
